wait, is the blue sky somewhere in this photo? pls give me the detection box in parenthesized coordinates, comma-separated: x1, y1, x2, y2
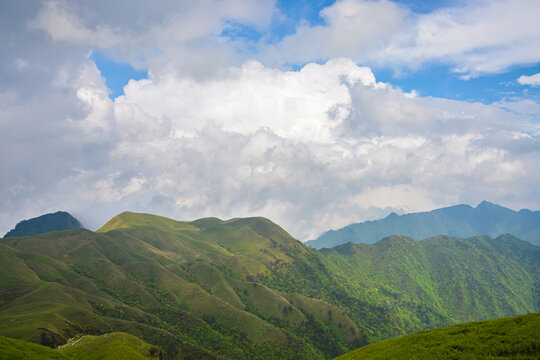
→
(95, 0, 540, 106)
(2, 0, 540, 239)
(91, 52, 148, 99)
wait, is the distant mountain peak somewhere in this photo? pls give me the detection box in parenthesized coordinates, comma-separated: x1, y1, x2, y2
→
(4, 211, 83, 238)
(306, 201, 540, 249)
(476, 200, 499, 208)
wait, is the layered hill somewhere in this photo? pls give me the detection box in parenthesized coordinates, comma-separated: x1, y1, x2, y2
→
(3, 211, 83, 238)
(307, 201, 540, 249)
(0, 212, 538, 359)
(0, 212, 365, 359)
(334, 313, 540, 360)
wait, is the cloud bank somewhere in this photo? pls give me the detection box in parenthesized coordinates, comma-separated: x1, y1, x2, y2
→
(3, 57, 539, 239)
(1, 0, 539, 239)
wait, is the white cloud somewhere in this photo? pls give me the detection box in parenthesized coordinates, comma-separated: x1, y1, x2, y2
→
(263, 0, 410, 65)
(4, 57, 537, 240)
(393, 0, 540, 76)
(28, 1, 123, 47)
(266, 0, 540, 77)
(517, 73, 540, 87)
(118, 58, 375, 143)
(28, 0, 276, 74)
(2, 0, 540, 241)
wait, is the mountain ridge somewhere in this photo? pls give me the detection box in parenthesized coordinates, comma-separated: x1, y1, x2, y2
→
(0, 211, 538, 359)
(306, 201, 540, 249)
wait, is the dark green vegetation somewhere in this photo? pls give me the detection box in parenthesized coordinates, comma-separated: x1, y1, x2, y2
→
(0, 332, 161, 359)
(321, 234, 539, 338)
(307, 201, 540, 249)
(335, 313, 540, 360)
(3, 211, 83, 238)
(0, 212, 538, 359)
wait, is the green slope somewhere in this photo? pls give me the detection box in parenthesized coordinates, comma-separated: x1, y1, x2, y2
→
(0, 214, 363, 359)
(307, 201, 540, 248)
(0, 212, 538, 359)
(334, 313, 540, 360)
(320, 234, 539, 339)
(0, 335, 61, 360)
(0, 332, 161, 359)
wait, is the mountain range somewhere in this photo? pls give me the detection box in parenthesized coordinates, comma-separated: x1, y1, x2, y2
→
(0, 211, 538, 359)
(306, 201, 540, 249)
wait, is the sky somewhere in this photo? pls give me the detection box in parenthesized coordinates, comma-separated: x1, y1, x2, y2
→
(1, 0, 540, 240)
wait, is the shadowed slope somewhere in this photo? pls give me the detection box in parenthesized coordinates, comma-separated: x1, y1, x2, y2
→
(4, 212, 83, 238)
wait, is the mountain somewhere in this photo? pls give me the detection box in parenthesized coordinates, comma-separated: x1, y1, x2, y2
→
(0, 213, 364, 359)
(0, 212, 538, 359)
(321, 234, 540, 335)
(334, 313, 540, 360)
(306, 201, 540, 249)
(0, 332, 162, 360)
(3, 211, 83, 238)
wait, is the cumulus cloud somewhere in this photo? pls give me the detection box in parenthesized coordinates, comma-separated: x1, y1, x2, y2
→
(517, 73, 540, 87)
(1, 0, 540, 240)
(4, 53, 539, 239)
(117, 58, 376, 143)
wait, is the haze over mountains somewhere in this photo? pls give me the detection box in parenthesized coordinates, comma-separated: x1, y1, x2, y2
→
(0, 211, 538, 359)
(307, 201, 540, 249)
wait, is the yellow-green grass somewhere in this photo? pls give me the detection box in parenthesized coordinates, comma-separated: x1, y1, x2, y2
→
(335, 313, 540, 360)
(97, 212, 197, 233)
(59, 332, 161, 359)
(1, 211, 538, 360)
(0, 332, 161, 360)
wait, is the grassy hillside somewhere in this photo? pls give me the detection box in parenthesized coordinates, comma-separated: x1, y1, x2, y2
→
(0, 332, 161, 359)
(308, 201, 540, 248)
(0, 335, 61, 360)
(320, 234, 539, 338)
(334, 313, 540, 360)
(0, 212, 538, 359)
(0, 214, 364, 359)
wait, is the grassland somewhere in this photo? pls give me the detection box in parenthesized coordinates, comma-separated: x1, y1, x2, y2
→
(0, 332, 161, 360)
(335, 313, 540, 360)
(0, 212, 538, 359)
